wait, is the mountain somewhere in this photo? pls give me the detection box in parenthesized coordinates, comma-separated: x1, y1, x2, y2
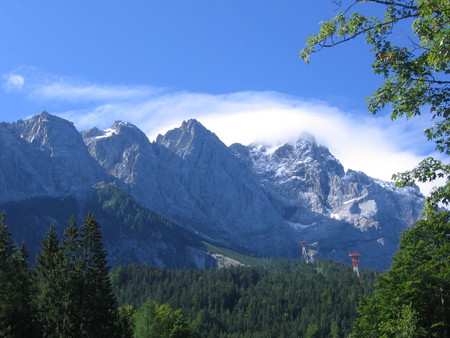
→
(231, 135, 423, 268)
(154, 120, 296, 255)
(0, 112, 106, 201)
(0, 112, 424, 270)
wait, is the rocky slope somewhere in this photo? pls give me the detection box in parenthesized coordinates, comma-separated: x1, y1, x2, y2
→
(0, 112, 106, 201)
(231, 135, 423, 268)
(0, 112, 424, 269)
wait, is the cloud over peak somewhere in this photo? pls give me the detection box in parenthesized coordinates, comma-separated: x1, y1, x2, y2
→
(1, 68, 438, 191)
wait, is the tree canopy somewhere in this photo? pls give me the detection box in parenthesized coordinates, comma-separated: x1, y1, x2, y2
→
(351, 210, 450, 336)
(112, 260, 378, 337)
(0, 212, 127, 337)
(0, 212, 36, 337)
(134, 299, 193, 338)
(300, 0, 450, 210)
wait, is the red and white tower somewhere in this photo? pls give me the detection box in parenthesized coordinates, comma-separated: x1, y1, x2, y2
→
(349, 252, 362, 286)
(300, 241, 309, 263)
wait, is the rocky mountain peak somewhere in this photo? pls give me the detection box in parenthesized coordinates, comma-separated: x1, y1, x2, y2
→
(8, 111, 82, 157)
(83, 121, 149, 145)
(82, 120, 156, 177)
(111, 120, 145, 136)
(182, 118, 204, 130)
(245, 133, 345, 181)
(80, 127, 104, 139)
(156, 119, 224, 160)
(0, 112, 106, 201)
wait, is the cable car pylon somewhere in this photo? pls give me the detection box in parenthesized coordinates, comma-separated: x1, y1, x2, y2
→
(349, 252, 362, 286)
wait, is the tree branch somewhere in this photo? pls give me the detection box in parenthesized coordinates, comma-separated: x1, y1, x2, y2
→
(365, 0, 418, 11)
(410, 77, 450, 85)
(318, 13, 418, 49)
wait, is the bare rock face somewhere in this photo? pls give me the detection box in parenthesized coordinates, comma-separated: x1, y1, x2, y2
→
(82, 121, 168, 210)
(0, 113, 424, 269)
(230, 134, 423, 269)
(0, 111, 106, 202)
(154, 119, 296, 256)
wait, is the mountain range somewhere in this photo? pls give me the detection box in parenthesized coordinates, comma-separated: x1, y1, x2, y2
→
(0, 111, 424, 270)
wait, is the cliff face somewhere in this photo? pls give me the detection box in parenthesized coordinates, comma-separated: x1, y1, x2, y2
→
(0, 112, 424, 269)
(0, 112, 106, 202)
(231, 134, 423, 268)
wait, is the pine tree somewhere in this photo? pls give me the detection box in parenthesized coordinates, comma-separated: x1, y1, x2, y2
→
(35, 215, 122, 337)
(16, 242, 39, 337)
(61, 216, 84, 337)
(78, 212, 119, 337)
(0, 212, 36, 337)
(35, 224, 65, 337)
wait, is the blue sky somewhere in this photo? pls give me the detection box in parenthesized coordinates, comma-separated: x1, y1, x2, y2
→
(0, 1, 440, 192)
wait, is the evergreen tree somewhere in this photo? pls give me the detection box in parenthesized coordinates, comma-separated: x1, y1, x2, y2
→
(35, 224, 65, 337)
(78, 212, 119, 337)
(60, 216, 84, 337)
(1, 212, 123, 337)
(0, 212, 36, 337)
(0, 212, 16, 337)
(15, 241, 38, 337)
(112, 260, 377, 337)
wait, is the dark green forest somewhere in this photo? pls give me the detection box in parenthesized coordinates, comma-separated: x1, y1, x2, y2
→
(0, 212, 125, 337)
(111, 261, 377, 337)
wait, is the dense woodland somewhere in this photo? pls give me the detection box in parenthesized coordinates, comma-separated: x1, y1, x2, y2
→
(111, 261, 377, 337)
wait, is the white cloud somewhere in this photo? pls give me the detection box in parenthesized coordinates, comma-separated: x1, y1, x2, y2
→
(57, 88, 434, 185)
(32, 82, 160, 103)
(3, 69, 439, 195)
(3, 74, 25, 91)
(2, 66, 161, 103)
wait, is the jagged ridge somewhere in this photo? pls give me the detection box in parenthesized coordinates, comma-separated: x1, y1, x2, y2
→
(0, 112, 424, 269)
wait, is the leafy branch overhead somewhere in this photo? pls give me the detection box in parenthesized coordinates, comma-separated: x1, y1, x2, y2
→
(300, 0, 450, 209)
(393, 157, 450, 209)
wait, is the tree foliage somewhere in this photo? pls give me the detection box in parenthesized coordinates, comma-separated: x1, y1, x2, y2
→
(2, 209, 380, 337)
(300, 0, 450, 210)
(0, 212, 37, 337)
(393, 156, 450, 210)
(35, 224, 65, 337)
(78, 213, 120, 337)
(112, 260, 378, 337)
(351, 210, 450, 337)
(134, 299, 194, 338)
(35, 215, 121, 337)
(1, 212, 128, 337)
(117, 305, 136, 338)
